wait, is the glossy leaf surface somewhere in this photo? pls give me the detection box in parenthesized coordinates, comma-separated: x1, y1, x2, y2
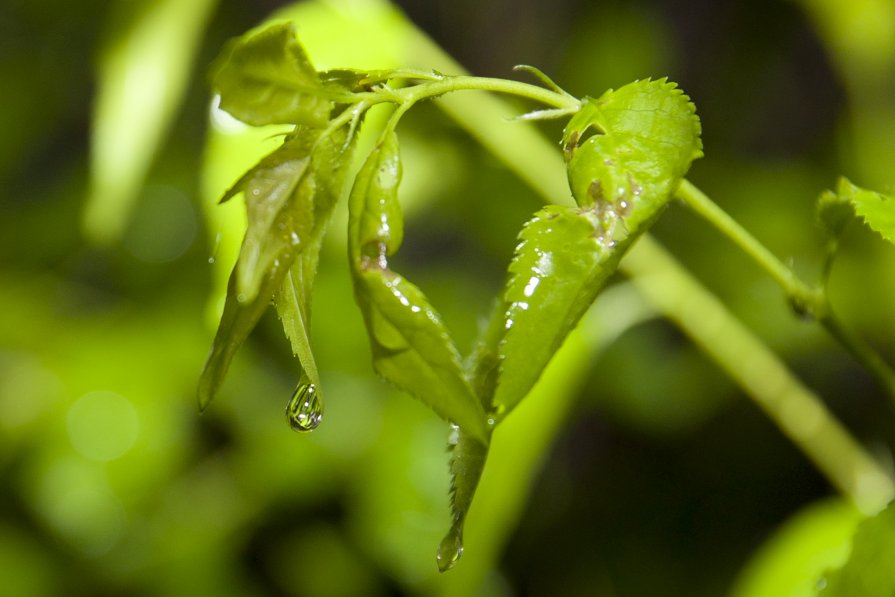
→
(211, 22, 332, 127)
(438, 427, 489, 572)
(490, 205, 617, 416)
(200, 127, 355, 412)
(198, 265, 288, 412)
(482, 79, 702, 417)
(274, 127, 356, 401)
(224, 131, 317, 302)
(348, 133, 488, 441)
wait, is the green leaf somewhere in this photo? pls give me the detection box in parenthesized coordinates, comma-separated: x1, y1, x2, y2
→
(211, 22, 333, 127)
(85, 0, 217, 243)
(563, 78, 703, 214)
(477, 79, 702, 418)
(489, 205, 621, 416)
(198, 265, 288, 412)
(199, 126, 356, 412)
(819, 177, 895, 245)
(817, 187, 854, 241)
(226, 130, 317, 302)
(274, 127, 357, 394)
(348, 133, 488, 442)
(820, 501, 895, 596)
(729, 499, 862, 597)
(438, 427, 489, 572)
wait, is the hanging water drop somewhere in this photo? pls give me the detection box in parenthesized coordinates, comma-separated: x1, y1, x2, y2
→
(436, 524, 464, 572)
(285, 382, 323, 432)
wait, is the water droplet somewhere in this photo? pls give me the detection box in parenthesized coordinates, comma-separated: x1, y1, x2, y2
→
(208, 256, 215, 264)
(447, 423, 460, 446)
(285, 383, 322, 432)
(487, 404, 506, 427)
(436, 526, 463, 572)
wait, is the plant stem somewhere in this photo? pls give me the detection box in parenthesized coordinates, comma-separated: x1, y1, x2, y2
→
(352, 75, 580, 113)
(401, 75, 579, 111)
(392, 20, 895, 513)
(676, 178, 895, 402)
(622, 235, 895, 513)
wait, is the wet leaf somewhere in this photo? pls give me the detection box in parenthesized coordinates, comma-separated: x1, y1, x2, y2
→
(348, 133, 488, 441)
(211, 22, 332, 127)
(477, 79, 702, 418)
(438, 427, 489, 572)
(226, 130, 317, 302)
(274, 127, 357, 401)
(198, 265, 287, 412)
(490, 205, 618, 416)
(199, 127, 356, 412)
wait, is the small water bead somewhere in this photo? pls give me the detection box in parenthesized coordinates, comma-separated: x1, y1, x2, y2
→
(436, 526, 464, 572)
(285, 383, 323, 432)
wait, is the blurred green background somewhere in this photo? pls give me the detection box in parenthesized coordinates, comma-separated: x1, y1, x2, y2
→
(2, 0, 894, 595)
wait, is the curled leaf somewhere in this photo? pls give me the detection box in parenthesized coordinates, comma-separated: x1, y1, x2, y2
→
(348, 132, 488, 441)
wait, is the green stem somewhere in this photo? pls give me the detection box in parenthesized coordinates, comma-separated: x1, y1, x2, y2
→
(676, 178, 895, 402)
(353, 74, 580, 112)
(388, 20, 895, 513)
(622, 236, 895, 513)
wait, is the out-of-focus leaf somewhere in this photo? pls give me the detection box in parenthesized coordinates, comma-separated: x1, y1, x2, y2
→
(348, 133, 488, 442)
(86, 0, 218, 244)
(729, 499, 862, 597)
(820, 500, 895, 596)
(211, 22, 333, 127)
(819, 177, 895, 245)
(478, 79, 702, 418)
(817, 187, 854, 241)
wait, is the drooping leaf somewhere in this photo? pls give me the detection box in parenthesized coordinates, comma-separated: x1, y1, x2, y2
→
(198, 264, 288, 412)
(820, 501, 895, 596)
(818, 177, 895, 246)
(438, 427, 489, 572)
(477, 79, 702, 418)
(211, 22, 333, 127)
(199, 126, 356, 412)
(348, 132, 488, 442)
(227, 130, 318, 302)
(274, 127, 357, 396)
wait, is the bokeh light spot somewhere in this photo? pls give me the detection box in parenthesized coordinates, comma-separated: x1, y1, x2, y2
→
(67, 391, 139, 461)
